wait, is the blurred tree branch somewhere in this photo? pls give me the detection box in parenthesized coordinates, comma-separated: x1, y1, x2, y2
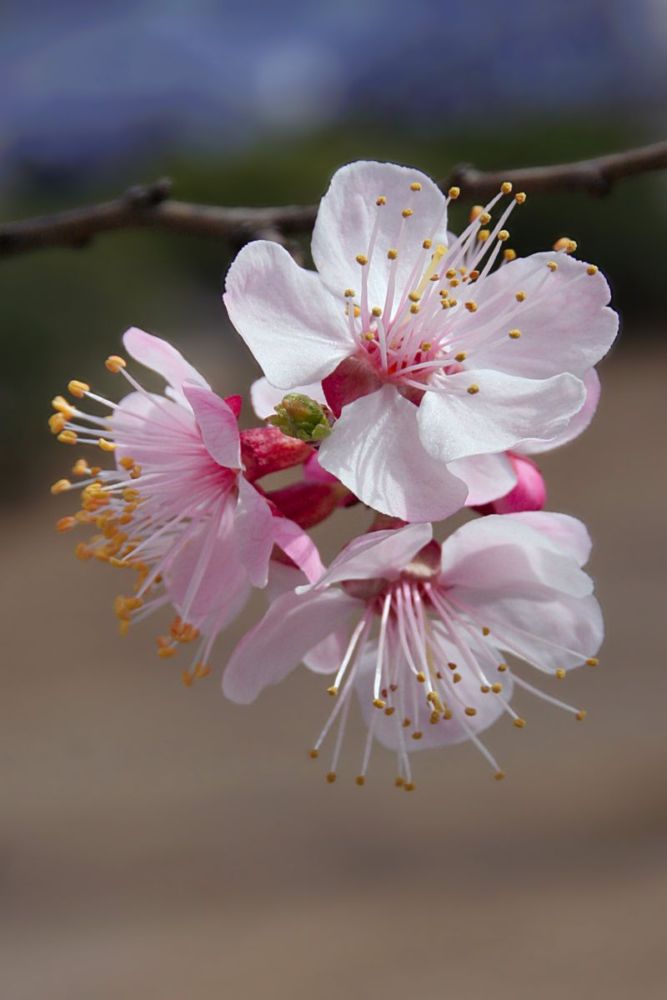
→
(1, 139, 666, 259)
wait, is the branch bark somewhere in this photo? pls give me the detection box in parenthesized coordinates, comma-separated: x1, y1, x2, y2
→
(2, 140, 665, 259)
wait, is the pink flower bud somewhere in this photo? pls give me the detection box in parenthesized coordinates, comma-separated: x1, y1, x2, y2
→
(475, 453, 546, 515)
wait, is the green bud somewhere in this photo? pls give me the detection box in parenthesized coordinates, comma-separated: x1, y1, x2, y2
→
(268, 393, 332, 443)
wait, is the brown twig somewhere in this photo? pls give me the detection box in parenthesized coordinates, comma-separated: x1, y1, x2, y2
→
(1, 140, 666, 259)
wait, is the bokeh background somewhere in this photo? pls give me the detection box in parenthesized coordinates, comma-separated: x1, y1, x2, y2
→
(2, 3, 666, 998)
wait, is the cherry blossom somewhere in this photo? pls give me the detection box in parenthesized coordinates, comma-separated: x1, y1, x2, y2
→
(223, 514, 602, 787)
(225, 161, 617, 521)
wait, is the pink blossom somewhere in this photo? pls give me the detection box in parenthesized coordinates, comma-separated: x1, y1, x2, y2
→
(50, 327, 323, 684)
(225, 161, 617, 522)
(223, 514, 602, 787)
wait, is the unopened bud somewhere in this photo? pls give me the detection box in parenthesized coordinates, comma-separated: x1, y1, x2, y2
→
(268, 393, 333, 443)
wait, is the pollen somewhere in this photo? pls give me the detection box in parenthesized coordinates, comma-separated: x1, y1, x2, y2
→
(470, 205, 483, 222)
(553, 237, 577, 254)
(501, 181, 513, 194)
(376, 195, 387, 206)
(325, 771, 337, 784)
(308, 749, 319, 759)
(410, 181, 422, 191)
(401, 208, 413, 218)
(455, 352, 467, 362)
(575, 710, 587, 721)
(477, 229, 490, 243)
(422, 239, 432, 250)
(355, 254, 368, 266)
(513, 718, 527, 729)
(555, 668, 566, 679)
(482, 626, 490, 636)
(57, 430, 78, 445)
(56, 516, 76, 533)
(371, 306, 382, 317)
(508, 329, 521, 339)
(98, 438, 116, 452)
(587, 265, 598, 275)
(420, 341, 432, 351)
(49, 413, 67, 434)
(387, 249, 398, 260)
(464, 301, 478, 313)
(50, 478, 71, 495)
(547, 260, 558, 272)
(503, 248, 517, 261)
(467, 384, 480, 395)
(464, 707, 477, 717)
(411, 731, 423, 741)
(514, 192, 527, 204)
(410, 304, 420, 314)
(498, 229, 510, 242)
(448, 186, 460, 199)
(586, 657, 599, 667)
(52, 395, 75, 418)
(416, 671, 426, 683)
(494, 771, 506, 781)
(408, 292, 421, 303)
(105, 355, 127, 373)
(373, 698, 386, 710)
(344, 288, 356, 297)
(68, 380, 89, 398)
(327, 685, 338, 696)
(515, 291, 526, 302)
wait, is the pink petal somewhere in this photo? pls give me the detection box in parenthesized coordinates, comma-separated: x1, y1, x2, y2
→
(271, 516, 325, 583)
(222, 589, 361, 703)
(312, 161, 448, 307)
(112, 390, 197, 466)
(250, 376, 326, 420)
(235, 477, 275, 588)
(417, 369, 586, 462)
(449, 452, 518, 507)
(224, 241, 353, 388)
(306, 523, 432, 591)
(182, 383, 241, 469)
(318, 385, 468, 521)
(464, 253, 618, 378)
(502, 511, 592, 566)
(474, 454, 547, 515)
(303, 628, 353, 674)
(519, 368, 601, 454)
(122, 327, 210, 395)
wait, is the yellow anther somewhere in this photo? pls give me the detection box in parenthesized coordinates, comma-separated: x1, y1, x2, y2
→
(327, 685, 338, 697)
(587, 265, 598, 275)
(363, 331, 376, 341)
(508, 329, 521, 339)
(442, 708, 453, 720)
(429, 711, 440, 724)
(546, 260, 558, 272)
(98, 438, 116, 452)
(119, 456, 135, 470)
(402, 717, 411, 728)
(72, 459, 89, 476)
(498, 229, 510, 241)
(355, 254, 368, 266)
(376, 195, 387, 205)
(448, 186, 460, 199)
(353, 306, 361, 318)
(477, 229, 490, 242)
(494, 770, 506, 781)
(49, 413, 66, 434)
(105, 355, 127, 373)
(468, 269, 480, 281)
(411, 731, 423, 741)
(50, 478, 71, 495)
(514, 192, 527, 204)
(158, 645, 177, 659)
(410, 304, 420, 314)
(384, 706, 395, 716)
(449, 277, 460, 287)
(445, 268, 456, 279)
(482, 626, 490, 636)
(467, 384, 480, 395)
(387, 248, 398, 260)
(410, 181, 422, 191)
(422, 239, 432, 250)
(501, 181, 513, 194)
(325, 771, 337, 784)
(51, 395, 75, 418)
(479, 212, 491, 225)
(373, 698, 386, 709)
(480, 685, 490, 694)
(408, 291, 421, 303)
(403, 781, 415, 792)
(420, 341, 432, 352)
(586, 657, 599, 667)
(344, 288, 356, 297)
(355, 775, 366, 786)
(469, 205, 483, 222)
(181, 671, 193, 687)
(194, 663, 211, 679)
(395, 776, 405, 788)
(553, 237, 577, 253)
(555, 668, 566, 679)
(503, 248, 517, 261)
(56, 516, 76, 533)
(464, 707, 477, 717)
(309, 749, 319, 759)
(68, 380, 89, 398)
(401, 208, 413, 218)
(447, 661, 457, 670)
(118, 619, 130, 636)
(464, 301, 478, 313)
(515, 291, 526, 302)
(575, 710, 587, 721)
(57, 430, 78, 445)
(74, 542, 93, 560)
(371, 306, 382, 317)
(513, 718, 526, 729)
(491, 683, 503, 694)
(454, 352, 467, 362)
(452, 672, 462, 684)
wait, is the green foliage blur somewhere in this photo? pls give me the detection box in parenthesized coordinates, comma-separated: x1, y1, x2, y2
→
(1, 116, 663, 500)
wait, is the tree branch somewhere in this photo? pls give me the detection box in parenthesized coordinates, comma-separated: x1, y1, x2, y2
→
(2, 140, 665, 259)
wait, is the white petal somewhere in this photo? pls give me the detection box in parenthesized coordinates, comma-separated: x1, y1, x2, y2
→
(418, 370, 586, 461)
(312, 161, 448, 306)
(318, 385, 468, 520)
(250, 376, 326, 420)
(224, 241, 353, 388)
(182, 384, 241, 469)
(222, 589, 361, 704)
(122, 327, 210, 398)
(500, 511, 592, 566)
(519, 368, 601, 454)
(465, 253, 618, 378)
(303, 523, 433, 592)
(440, 514, 593, 598)
(449, 453, 518, 507)
(303, 628, 352, 674)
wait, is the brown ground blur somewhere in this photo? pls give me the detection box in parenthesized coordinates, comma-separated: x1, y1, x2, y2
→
(2, 342, 666, 1000)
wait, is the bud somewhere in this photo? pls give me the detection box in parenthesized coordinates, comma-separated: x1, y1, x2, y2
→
(474, 453, 547, 516)
(268, 393, 332, 443)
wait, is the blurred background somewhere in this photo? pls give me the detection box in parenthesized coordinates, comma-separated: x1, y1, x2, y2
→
(2, 2, 666, 998)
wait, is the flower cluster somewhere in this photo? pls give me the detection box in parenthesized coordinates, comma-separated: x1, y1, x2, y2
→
(50, 161, 616, 788)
